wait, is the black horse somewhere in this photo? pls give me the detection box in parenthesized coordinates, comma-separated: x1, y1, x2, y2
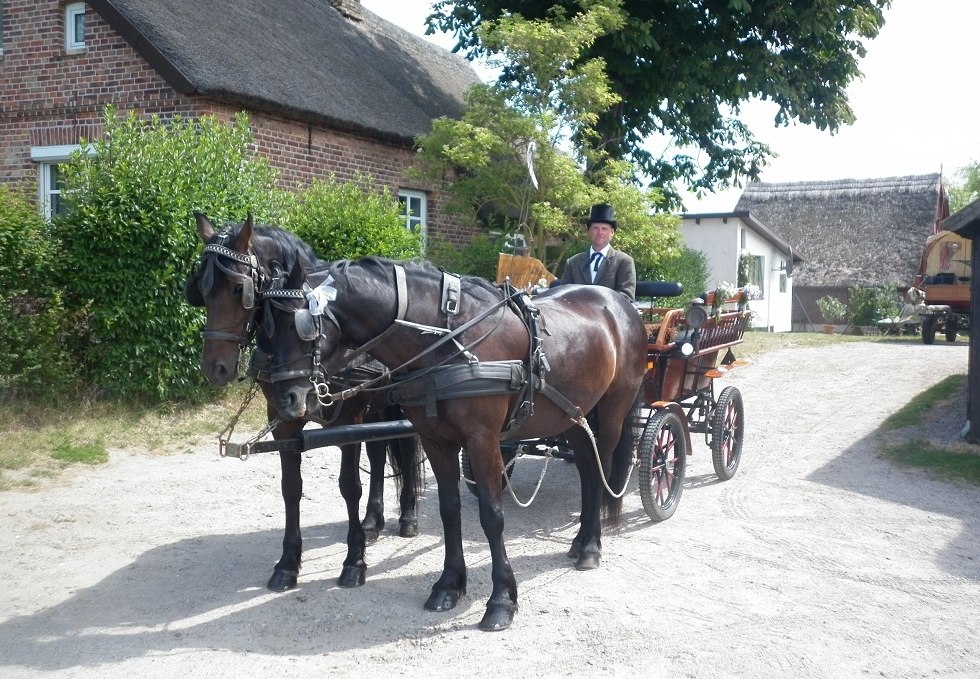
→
(184, 213, 424, 590)
(263, 256, 646, 630)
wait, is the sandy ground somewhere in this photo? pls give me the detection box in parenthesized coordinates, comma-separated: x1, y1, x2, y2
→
(1, 341, 978, 679)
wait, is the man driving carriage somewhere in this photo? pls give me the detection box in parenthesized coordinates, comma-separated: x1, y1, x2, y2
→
(558, 203, 637, 301)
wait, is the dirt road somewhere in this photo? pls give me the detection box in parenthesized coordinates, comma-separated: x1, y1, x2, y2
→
(1, 341, 978, 678)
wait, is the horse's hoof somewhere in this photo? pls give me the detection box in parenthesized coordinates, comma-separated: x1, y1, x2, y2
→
(337, 564, 367, 588)
(575, 552, 601, 571)
(567, 542, 581, 559)
(399, 519, 418, 538)
(479, 602, 518, 631)
(267, 569, 298, 592)
(424, 588, 462, 612)
(361, 515, 385, 543)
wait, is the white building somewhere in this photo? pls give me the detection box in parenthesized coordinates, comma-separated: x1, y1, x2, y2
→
(680, 211, 803, 332)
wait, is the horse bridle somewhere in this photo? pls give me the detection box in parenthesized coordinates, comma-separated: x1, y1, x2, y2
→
(197, 239, 267, 352)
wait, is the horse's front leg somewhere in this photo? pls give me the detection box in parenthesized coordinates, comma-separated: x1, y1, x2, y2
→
(268, 416, 306, 592)
(469, 439, 518, 631)
(338, 441, 368, 587)
(422, 441, 467, 613)
(361, 438, 387, 543)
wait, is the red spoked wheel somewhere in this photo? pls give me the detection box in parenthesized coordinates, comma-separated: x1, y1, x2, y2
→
(638, 409, 687, 522)
(710, 386, 744, 481)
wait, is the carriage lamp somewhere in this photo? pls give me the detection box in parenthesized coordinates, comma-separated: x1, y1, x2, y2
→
(685, 303, 708, 330)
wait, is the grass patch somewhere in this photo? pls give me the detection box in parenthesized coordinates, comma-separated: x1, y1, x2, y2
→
(880, 374, 966, 431)
(879, 439, 980, 485)
(51, 435, 109, 465)
(737, 328, 917, 359)
(0, 381, 266, 490)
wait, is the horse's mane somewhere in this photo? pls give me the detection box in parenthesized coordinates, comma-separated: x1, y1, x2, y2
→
(249, 224, 328, 273)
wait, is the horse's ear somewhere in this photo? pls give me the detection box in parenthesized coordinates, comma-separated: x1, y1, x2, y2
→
(233, 213, 254, 252)
(285, 257, 307, 289)
(194, 212, 216, 242)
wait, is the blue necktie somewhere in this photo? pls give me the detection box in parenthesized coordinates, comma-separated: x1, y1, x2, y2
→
(590, 251, 602, 272)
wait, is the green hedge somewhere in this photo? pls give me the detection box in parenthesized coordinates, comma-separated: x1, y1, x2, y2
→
(52, 107, 282, 403)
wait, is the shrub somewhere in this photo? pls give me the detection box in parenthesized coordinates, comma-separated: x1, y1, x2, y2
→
(641, 246, 710, 308)
(52, 107, 282, 403)
(847, 285, 900, 326)
(817, 295, 847, 324)
(282, 174, 421, 261)
(427, 231, 509, 281)
(0, 185, 81, 398)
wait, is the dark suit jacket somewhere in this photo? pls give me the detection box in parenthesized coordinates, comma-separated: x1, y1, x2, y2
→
(558, 247, 636, 300)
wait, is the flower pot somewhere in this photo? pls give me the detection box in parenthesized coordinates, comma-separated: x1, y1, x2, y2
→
(822, 324, 837, 334)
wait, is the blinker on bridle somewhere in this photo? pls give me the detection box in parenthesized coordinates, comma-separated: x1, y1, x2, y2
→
(196, 233, 267, 345)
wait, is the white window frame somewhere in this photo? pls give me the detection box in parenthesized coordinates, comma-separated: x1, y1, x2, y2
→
(398, 189, 427, 241)
(31, 144, 92, 220)
(65, 2, 86, 52)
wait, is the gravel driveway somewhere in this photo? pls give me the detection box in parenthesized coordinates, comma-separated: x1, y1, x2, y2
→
(1, 341, 978, 678)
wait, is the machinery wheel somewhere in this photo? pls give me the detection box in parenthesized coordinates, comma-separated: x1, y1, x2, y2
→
(637, 409, 687, 522)
(460, 447, 515, 497)
(710, 386, 744, 481)
(945, 317, 958, 342)
(921, 315, 936, 344)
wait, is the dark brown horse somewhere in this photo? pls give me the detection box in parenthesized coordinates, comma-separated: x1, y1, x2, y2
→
(264, 256, 647, 630)
(184, 214, 423, 591)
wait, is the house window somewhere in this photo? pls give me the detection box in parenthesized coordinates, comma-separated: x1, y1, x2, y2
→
(31, 144, 90, 220)
(745, 254, 765, 297)
(39, 163, 64, 220)
(398, 189, 426, 236)
(65, 3, 86, 52)
(779, 273, 787, 294)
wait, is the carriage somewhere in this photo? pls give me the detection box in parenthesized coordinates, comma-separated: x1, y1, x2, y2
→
(459, 280, 749, 521)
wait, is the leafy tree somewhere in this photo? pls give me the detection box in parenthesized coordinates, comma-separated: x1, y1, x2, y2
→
(53, 107, 283, 403)
(413, 5, 680, 274)
(429, 0, 890, 207)
(281, 174, 421, 261)
(948, 161, 980, 213)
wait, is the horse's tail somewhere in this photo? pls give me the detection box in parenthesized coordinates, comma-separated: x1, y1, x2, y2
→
(384, 404, 425, 500)
(601, 396, 639, 526)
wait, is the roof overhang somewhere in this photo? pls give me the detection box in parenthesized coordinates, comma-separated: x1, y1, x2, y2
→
(681, 210, 805, 264)
(943, 198, 980, 240)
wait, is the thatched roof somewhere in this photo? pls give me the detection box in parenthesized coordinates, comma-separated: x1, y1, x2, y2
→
(87, 0, 480, 143)
(734, 174, 947, 287)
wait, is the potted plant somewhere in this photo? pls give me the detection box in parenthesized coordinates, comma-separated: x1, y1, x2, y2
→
(816, 295, 847, 333)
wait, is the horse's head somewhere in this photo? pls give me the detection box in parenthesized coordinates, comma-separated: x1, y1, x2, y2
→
(263, 258, 344, 420)
(186, 212, 265, 386)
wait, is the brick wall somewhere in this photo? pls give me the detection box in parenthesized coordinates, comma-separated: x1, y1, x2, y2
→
(0, 0, 474, 245)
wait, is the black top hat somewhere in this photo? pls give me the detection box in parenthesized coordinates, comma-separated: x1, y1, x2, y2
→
(587, 203, 617, 229)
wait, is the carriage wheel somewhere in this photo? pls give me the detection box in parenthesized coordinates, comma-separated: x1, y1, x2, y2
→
(460, 447, 515, 497)
(627, 392, 648, 454)
(921, 316, 936, 345)
(637, 409, 687, 522)
(710, 386, 744, 481)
